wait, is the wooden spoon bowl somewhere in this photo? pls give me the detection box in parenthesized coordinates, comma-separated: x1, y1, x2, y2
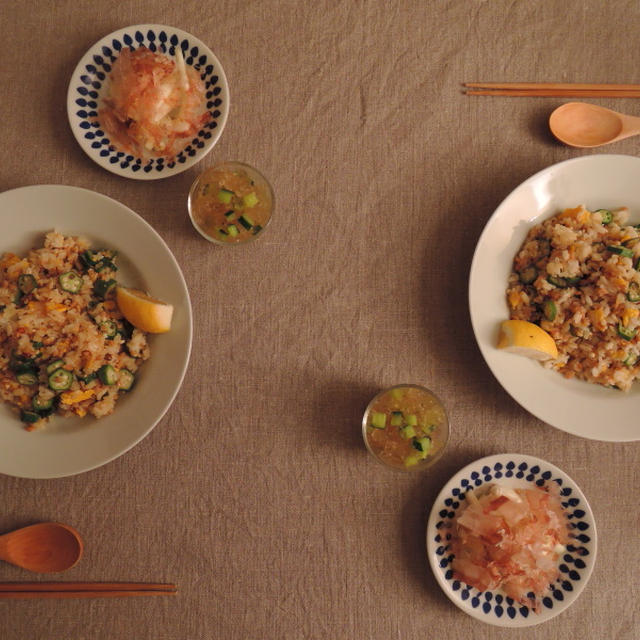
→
(549, 102, 640, 148)
(0, 523, 83, 573)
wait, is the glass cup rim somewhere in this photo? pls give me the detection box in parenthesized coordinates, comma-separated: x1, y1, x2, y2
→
(187, 160, 275, 246)
(362, 383, 450, 472)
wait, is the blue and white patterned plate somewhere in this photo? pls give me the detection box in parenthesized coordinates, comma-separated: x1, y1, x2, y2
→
(66, 24, 229, 180)
(426, 454, 597, 627)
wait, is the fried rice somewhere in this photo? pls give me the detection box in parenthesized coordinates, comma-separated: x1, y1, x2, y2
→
(0, 231, 150, 430)
(507, 204, 640, 391)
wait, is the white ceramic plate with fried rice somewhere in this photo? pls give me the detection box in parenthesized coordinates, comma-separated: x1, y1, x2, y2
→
(0, 185, 192, 478)
(469, 154, 640, 442)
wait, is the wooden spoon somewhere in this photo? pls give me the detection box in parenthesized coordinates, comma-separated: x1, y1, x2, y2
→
(549, 102, 640, 148)
(0, 523, 83, 573)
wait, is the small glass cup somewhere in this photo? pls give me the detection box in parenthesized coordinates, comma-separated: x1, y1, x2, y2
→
(188, 161, 274, 246)
(362, 384, 449, 471)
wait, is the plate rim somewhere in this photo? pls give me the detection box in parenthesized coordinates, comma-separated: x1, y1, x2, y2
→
(426, 453, 597, 628)
(468, 154, 640, 442)
(66, 23, 230, 181)
(0, 184, 193, 478)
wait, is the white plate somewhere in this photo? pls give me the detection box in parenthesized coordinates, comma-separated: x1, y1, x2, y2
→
(0, 185, 192, 478)
(67, 24, 229, 180)
(426, 454, 597, 627)
(469, 154, 640, 441)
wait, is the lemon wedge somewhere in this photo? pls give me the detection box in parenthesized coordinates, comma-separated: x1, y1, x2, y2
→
(116, 286, 173, 334)
(497, 319, 558, 361)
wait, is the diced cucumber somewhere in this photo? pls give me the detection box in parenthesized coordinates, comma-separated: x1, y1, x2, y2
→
(404, 453, 421, 468)
(242, 192, 258, 208)
(412, 436, 432, 457)
(400, 425, 416, 439)
(370, 411, 386, 429)
(390, 411, 404, 426)
(406, 414, 418, 426)
(227, 225, 239, 238)
(217, 189, 234, 204)
(238, 214, 254, 230)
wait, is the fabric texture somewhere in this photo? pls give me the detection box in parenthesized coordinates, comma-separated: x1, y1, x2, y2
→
(0, 1, 639, 638)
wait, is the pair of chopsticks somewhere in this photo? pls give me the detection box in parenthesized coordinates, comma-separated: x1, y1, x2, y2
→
(464, 82, 640, 97)
(0, 582, 177, 599)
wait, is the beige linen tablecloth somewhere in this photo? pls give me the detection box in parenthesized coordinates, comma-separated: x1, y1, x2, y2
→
(1, 1, 639, 638)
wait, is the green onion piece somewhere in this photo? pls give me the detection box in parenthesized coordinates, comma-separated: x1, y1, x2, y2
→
(547, 275, 581, 288)
(16, 371, 38, 385)
(97, 364, 117, 385)
(628, 282, 640, 302)
(18, 274, 37, 295)
(20, 409, 41, 424)
(46, 359, 65, 375)
(93, 278, 117, 299)
(48, 368, 74, 391)
(9, 354, 36, 374)
(59, 271, 83, 293)
(596, 209, 613, 224)
(32, 395, 53, 412)
(95, 259, 117, 272)
(617, 323, 638, 341)
(117, 369, 135, 392)
(543, 299, 558, 321)
(607, 245, 634, 258)
(519, 266, 537, 285)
